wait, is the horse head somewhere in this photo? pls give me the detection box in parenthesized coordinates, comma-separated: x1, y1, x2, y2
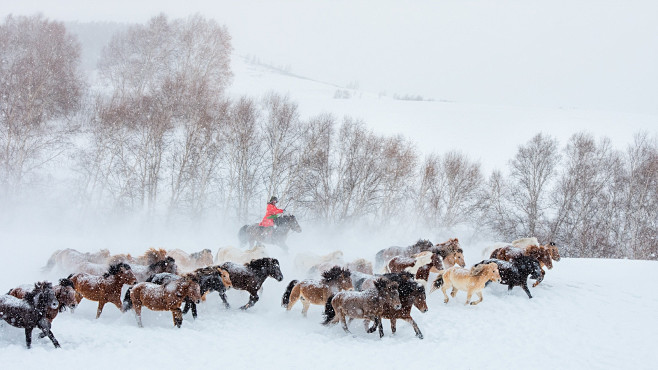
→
(106, 263, 138, 285)
(150, 256, 178, 275)
(181, 279, 202, 304)
(546, 242, 561, 261)
(276, 214, 302, 233)
(248, 258, 284, 281)
(33, 282, 59, 312)
(374, 278, 401, 310)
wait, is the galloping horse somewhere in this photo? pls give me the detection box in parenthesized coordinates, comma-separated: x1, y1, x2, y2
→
(70, 263, 137, 318)
(0, 282, 61, 348)
(9, 275, 77, 324)
(431, 263, 501, 305)
(220, 258, 284, 310)
(282, 266, 353, 317)
(124, 278, 201, 328)
(238, 214, 302, 250)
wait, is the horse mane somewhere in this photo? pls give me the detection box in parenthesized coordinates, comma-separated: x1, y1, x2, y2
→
(24, 281, 53, 307)
(59, 274, 74, 288)
(246, 257, 278, 271)
(373, 277, 398, 293)
(321, 266, 351, 283)
(104, 262, 131, 278)
(470, 262, 496, 277)
(150, 256, 176, 268)
(139, 248, 169, 265)
(381, 271, 420, 299)
(412, 239, 433, 249)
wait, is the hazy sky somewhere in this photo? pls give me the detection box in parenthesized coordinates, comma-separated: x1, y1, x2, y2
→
(3, 0, 658, 114)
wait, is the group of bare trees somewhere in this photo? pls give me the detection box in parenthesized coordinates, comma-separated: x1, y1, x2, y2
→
(1, 14, 656, 259)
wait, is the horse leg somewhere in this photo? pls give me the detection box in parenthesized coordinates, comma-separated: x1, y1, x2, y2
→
(39, 321, 60, 348)
(470, 291, 483, 305)
(403, 317, 423, 339)
(465, 291, 473, 305)
(24, 327, 33, 349)
(390, 318, 397, 334)
(376, 317, 384, 338)
(522, 282, 533, 299)
(286, 284, 301, 312)
(533, 268, 546, 287)
(96, 301, 106, 318)
(450, 287, 458, 297)
(134, 305, 143, 328)
(218, 291, 230, 309)
(172, 308, 183, 328)
(364, 319, 375, 333)
(301, 300, 311, 317)
(441, 285, 450, 304)
(240, 293, 259, 310)
(339, 312, 350, 334)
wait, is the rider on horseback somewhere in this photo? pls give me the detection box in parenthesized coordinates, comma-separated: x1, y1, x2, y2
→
(259, 196, 284, 238)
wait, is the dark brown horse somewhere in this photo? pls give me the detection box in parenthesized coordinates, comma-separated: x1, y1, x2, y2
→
(1, 281, 60, 348)
(365, 272, 428, 339)
(490, 245, 552, 286)
(8, 275, 77, 324)
(282, 266, 353, 317)
(322, 277, 401, 338)
(124, 278, 201, 328)
(220, 258, 284, 309)
(70, 263, 137, 318)
(238, 214, 302, 250)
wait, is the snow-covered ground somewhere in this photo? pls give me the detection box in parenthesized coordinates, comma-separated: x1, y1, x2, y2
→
(1, 226, 657, 369)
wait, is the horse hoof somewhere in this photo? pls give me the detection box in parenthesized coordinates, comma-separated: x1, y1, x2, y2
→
(417, 334, 424, 340)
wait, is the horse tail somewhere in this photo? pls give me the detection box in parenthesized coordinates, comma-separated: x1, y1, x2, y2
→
(281, 280, 298, 308)
(321, 294, 336, 325)
(238, 225, 248, 247)
(430, 271, 445, 294)
(42, 250, 61, 272)
(122, 287, 134, 312)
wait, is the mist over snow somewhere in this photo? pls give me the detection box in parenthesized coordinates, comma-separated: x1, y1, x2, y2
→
(1, 1, 657, 369)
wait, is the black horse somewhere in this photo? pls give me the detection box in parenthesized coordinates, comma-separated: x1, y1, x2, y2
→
(476, 256, 543, 298)
(0, 281, 61, 348)
(238, 214, 302, 250)
(220, 258, 284, 310)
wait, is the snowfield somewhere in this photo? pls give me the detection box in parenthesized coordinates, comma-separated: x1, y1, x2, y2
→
(1, 227, 657, 370)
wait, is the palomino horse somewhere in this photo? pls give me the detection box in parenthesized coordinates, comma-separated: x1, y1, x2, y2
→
(70, 263, 137, 318)
(475, 256, 543, 298)
(490, 245, 553, 287)
(364, 272, 428, 339)
(431, 263, 501, 305)
(0, 282, 60, 348)
(374, 239, 434, 270)
(238, 214, 302, 250)
(214, 244, 268, 265)
(281, 266, 353, 317)
(124, 277, 201, 328)
(8, 275, 77, 324)
(220, 258, 284, 309)
(166, 249, 213, 273)
(322, 277, 402, 338)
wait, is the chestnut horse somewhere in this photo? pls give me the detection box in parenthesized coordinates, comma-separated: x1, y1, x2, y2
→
(166, 248, 213, 273)
(70, 263, 137, 318)
(281, 266, 353, 317)
(322, 277, 402, 338)
(220, 258, 284, 309)
(125, 278, 201, 328)
(0, 281, 60, 348)
(8, 275, 77, 324)
(431, 263, 501, 305)
(364, 272, 428, 339)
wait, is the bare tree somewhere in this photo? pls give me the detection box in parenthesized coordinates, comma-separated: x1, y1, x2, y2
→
(0, 15, 84, 196)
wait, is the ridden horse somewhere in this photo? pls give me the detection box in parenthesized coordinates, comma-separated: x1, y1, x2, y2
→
(431, 263, 501, 305)
(322, 277, 402, 338)
(124, 278, 201, 328)
(42, 248, 111, 272)
(490, 245, 553, 286)
(70, 263, 137, 318)
(0, 282, 60, 348)
(8, 275, 77, 324)
(238, 214, 302, 250)
(220, 258, 284, 309)
(281, 266, 353, 317)
(166, 249, 213, 273)
(384, 251, 433, 274)
(475, 257, 543, 298)
(214, 244, 269, 265)
(374, 239, 434, 270)
(364, 272, 428, 339)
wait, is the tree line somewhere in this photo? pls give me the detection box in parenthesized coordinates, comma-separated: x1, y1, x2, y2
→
(1, 14, 656, 259)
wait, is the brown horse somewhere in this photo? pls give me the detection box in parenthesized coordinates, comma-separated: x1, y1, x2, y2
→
(432, 238, 465, 268)
(124, 278, 201, 328)
(8, 275, 77, 324)
(322, 277, 402, 338)
(166, 249, 213, 273)
(364, 272, 428, 339)
(431, 263, 501, 305)
(490, 245, 553, 286)
(70, 263, 137, 318)
(282, 266, 353, 317)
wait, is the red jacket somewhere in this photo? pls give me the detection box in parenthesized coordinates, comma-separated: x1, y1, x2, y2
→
(259, 203, 284, 227)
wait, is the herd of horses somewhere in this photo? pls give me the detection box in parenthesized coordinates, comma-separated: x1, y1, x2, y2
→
(1, 235, 560, 348)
